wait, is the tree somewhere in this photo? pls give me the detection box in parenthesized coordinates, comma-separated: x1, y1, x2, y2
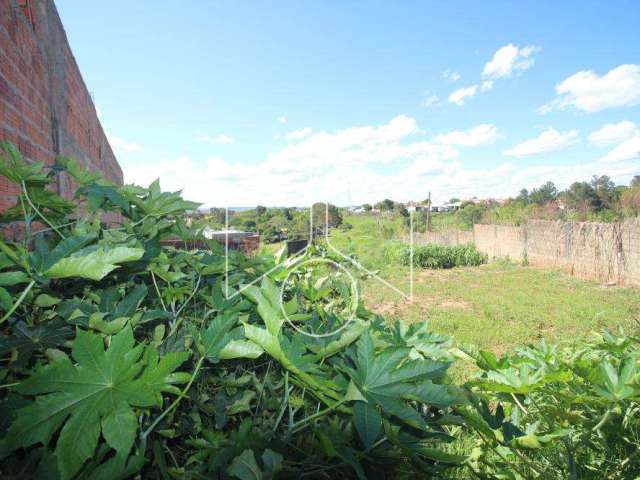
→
(449, 197, 460, 204)
(281, 207, 294, 221)
(516, 188, 529, 204)
(311, 202, 342, 234)
(456, 203, 486, 229)
(397, 206, 409, 217)
(631, 175, 640, 187)
(564, 181, 600, 212)
(620, 186, 640, 215)
(362, 203, 372, 212)
(256, 205, 267, 216)
(375, 198, 395, 211)
(529, 181, 557, 205)
(590, 175, 615, 210)
(209, 207, 226, 224)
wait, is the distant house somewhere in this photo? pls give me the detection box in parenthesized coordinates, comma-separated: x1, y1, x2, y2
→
(406, 201, 428, 212)
(442, 201, 462, 212)
(202, 228, 260, 254)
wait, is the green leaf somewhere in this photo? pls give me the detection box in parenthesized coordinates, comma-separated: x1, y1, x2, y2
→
(44, 246, 144, 281)
(219, 340, 264, 360)
(34, 234, 97, 273)
(200, 312, 238, 362)
(0, 141, 49, 184)
(315, 320, 367, 358)
(241, 280, 283, 336)
(414, 447, 467, 464)
(88, 312, 128, 335)
(0, 287, 12, 311)
(353, 401, 382, 451)
(261, 449, 283, 478)
(344, 331, 455, 430)
(101, 405, 137, 456)
(35, 293, 61, 307)
(227, 449, 263, 480)
(0, 271, 30, 286)
(0, 326, 189, 480)
(344, 380, 367, 402)
(0, 320, 73, 367)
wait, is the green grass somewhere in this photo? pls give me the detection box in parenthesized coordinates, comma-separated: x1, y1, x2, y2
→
(330, 215, 640, 366)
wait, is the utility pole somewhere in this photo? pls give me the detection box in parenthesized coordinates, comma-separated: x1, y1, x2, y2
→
(426, 191, 432, 232)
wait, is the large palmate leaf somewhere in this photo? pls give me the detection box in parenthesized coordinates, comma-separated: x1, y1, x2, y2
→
(241, 279, 341, 400)
(345, 331, 460, 432)
(471, 363, 571, 395)
(121, 179, 201, 218)
(43, 245, 145, 281)
(0, 141, 49, 185)
(0, 326, 189, 480)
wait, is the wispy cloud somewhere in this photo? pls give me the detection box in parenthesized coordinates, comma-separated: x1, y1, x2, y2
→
(198, 134, 234, 145)
(589, 121, 640, 163)
(504, 128, 578, 157)
(448, 81, 493, 106)
(434, 124, 499, 147)
(422, 93, 440, 107)
(442, 69, 461, 82)
(589, 121, 638, 146)
(286, 127, 313, 141)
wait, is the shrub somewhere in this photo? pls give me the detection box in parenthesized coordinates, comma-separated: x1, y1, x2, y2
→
(462, 329, 640, 479)
(399, 243, 487, 269)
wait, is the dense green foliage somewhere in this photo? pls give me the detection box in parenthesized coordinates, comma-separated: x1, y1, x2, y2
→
(0, 144, 465, 479)
(393, 244, 487, 269)
(0, 143, 638, 479)
(463, 330, 640, 478)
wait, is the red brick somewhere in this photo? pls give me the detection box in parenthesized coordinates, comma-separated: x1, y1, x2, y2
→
(0, 0, 122, 218)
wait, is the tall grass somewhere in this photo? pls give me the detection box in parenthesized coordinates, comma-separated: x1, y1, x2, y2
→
(399, 243, 487, 269)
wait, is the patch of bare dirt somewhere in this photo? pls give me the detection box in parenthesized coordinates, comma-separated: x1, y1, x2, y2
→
(438, 299, 471, 310)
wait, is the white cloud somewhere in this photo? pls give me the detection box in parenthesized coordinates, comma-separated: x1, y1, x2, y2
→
(483, 44, 539, 79)
(601, 136, 640, 163)
(589, 121, 638, 146)
(540, 64, 640, 113)
(442, 69, 461, 82)
(107, 134, 141, 153)
(278, 116, 287, 124)
(286, 127, 313, 141)
(433, 124, 499, 147)
(448, 80, 493, 106)
(449, 85, 478, 106)
(504, 128, 578, 157)
(588, 121, 640, 163)
(121, 116, 637, 207)
(198, 134, 234, 145)
(423, 94, 439, 107)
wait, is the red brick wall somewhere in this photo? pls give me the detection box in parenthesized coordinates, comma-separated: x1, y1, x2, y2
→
(0, 0, 122, 213)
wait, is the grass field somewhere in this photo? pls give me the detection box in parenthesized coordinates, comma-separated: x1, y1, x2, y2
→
(328, 215, 640, 370)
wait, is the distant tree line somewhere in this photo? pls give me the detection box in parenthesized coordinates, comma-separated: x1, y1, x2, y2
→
(363, 174, 640, 231)
(191, 203, 344, 243)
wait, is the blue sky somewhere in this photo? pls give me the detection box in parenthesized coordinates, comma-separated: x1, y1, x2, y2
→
(56, 1, 640, 206)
